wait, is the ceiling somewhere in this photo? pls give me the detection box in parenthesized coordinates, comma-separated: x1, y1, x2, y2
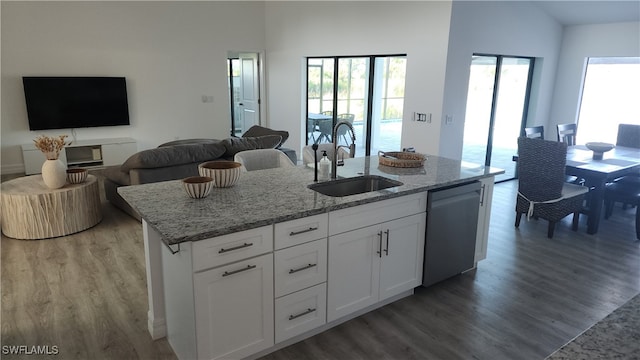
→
(532, 1, 640, 26)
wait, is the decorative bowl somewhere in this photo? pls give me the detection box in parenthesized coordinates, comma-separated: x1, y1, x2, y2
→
(585, 142, 615, 159)
(66, 168, 88, 184)
(182, 176, 213, 199)
(198, 161, 242, 188)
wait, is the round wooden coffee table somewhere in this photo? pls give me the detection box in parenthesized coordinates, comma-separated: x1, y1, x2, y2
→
(1, 174, 102, 239)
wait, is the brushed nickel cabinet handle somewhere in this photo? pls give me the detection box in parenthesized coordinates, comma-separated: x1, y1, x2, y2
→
(222, 264, 256, 277)
(219, 242, 253, 253)
(288, 308, 316, 320)
(289, 227, 319, 236)
(384, 229, 390, 256)
(377, 231, 383, 258)
(288, 263, 317, 274)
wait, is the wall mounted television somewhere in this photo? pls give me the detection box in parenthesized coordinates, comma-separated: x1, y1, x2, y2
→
(23, 76, 130, 130)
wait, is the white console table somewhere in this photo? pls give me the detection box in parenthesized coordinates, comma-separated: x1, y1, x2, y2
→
(21, 137, 137, 175)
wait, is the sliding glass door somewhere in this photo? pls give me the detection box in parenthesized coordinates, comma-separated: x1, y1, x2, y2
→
(462, 54, 534, 182)
(306, 55, 406, 156)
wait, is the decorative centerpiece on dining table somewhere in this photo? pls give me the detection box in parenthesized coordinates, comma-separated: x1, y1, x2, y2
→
(585, 142, 615, 160)
(33, 134, 71, 189)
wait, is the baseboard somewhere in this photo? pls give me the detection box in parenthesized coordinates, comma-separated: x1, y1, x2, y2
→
(148, 311, 167, 340)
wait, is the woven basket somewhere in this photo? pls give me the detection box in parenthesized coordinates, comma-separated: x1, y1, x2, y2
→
(378, 151, 426, 168)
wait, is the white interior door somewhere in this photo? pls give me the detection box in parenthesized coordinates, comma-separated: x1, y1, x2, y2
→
(238, 53, 260, 130)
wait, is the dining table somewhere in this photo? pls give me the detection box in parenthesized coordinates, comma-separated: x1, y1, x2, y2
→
(566, 144, 640, 234)
(308, 113, 333, 144)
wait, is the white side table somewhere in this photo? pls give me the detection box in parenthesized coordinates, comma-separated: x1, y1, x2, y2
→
(1, 175, 102, 239)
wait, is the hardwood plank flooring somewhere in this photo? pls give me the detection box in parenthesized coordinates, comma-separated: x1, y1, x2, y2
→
(1, 177, 638, 359)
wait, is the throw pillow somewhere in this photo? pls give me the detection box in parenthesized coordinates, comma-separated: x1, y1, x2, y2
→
(222, 135, 282, 158)
(121, 142, 227, 172)
(241, 125, 289, 148)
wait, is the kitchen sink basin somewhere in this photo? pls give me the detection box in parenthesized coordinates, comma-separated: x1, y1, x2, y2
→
(308, 175, 403, 197)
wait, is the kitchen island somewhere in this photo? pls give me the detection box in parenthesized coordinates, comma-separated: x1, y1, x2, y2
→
(119, 155, 503, 360)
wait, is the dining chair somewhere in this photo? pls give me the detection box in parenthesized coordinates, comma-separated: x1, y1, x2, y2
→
(616, 123, 640, 148)
(523, 125, 544, 139)
(604, 180, 640, 240)
(556, 123, 583, 184)
(514, 137, 589, 238)
(556, 123, 577, 145)
(302, 143, 353, 166)
(233, 149, 295, 171)
(611, 123, 640, 206)
(336, 113, 355, 145)
(307, 118, 318, 143)
(316, 118, 333, 144)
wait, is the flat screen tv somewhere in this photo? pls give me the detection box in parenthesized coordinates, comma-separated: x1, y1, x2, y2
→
(23, 76, 130, 130)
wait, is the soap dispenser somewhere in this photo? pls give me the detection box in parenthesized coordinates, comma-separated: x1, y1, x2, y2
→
(319, 150, 331, 181)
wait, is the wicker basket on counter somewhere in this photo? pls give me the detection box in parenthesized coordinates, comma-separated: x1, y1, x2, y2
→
(378, 151, 426, 168)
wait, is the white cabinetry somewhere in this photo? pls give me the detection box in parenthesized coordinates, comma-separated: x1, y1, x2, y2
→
(475, 176, 495, 262)
(327, 193, 427, 322)
(194, 254, 274, 360)
(21, 137, 136, 174)
(273, 213, 328, 343)
(161, 225, 274, 360)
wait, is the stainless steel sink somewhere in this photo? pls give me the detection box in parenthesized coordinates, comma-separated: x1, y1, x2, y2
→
(308, 175, 403, 197)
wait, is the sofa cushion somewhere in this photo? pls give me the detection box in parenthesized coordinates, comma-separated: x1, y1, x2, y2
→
(242, 126, 289, 148)
(157, 138, 219, 147)
(104, 165, 132, 186)
(222, 135, 282, 158)
(121, 141, 227, 172)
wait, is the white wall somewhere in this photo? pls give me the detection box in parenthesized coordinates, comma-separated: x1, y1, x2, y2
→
(264, 1, 453, 157)
(549, 21, 640, 130)
(1, 1, 266, 174)
(440, 1, 563, 159)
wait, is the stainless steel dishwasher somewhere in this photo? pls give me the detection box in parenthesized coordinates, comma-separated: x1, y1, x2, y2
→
(422, 181, 481, 287)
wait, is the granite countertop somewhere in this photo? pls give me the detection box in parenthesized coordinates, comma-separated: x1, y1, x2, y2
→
(118, 155, 503, 246)
(547, 293, 640, 359)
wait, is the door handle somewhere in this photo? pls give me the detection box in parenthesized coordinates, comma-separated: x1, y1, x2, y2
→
(384, 229, 390, 256)
(219, 242, 253, 253)
(289, 227, 318, 236)
(222, 264, 256, 277)
(289, 263, 317, 274)
(479, 184, 486, 206)
(377, 231, 383, 258)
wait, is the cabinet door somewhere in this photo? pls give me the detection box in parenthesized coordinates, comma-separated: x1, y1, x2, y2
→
(101, 141, 137, 166)
(379, 213, 426, 301)
(475, 176, 495, 262)
(194, 254, 274, 360)
(327, 226, 380, 322)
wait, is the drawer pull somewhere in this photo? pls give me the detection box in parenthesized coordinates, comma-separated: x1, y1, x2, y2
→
(222, 264, 256, 277)
(288, 308, 316, 321)
(218, 242, 253, 253)
(288, 263, 317, 274)
(289, 227, 319, 236)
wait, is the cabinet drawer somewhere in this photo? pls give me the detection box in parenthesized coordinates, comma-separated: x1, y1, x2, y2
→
(275, 283, 327, 343)
(329, 192, 427, 236)
(274, 213, 328, 250)
(274, 238, 327, 297)
(192, 225, 273, 272)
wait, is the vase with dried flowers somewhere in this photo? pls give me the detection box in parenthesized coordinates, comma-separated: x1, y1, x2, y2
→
(34, 135, 71, 189)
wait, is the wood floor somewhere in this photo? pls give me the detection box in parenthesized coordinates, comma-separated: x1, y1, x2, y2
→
(1, 178, 639, 359)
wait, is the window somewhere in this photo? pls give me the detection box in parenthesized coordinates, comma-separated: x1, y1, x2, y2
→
(577, 57, 640, 144)
(306, 55, 407, 156)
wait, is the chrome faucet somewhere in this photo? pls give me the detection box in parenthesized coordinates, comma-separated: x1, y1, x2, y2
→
(331, 121, 356, 179)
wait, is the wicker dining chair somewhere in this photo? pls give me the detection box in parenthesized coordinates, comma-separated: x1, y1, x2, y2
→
(515, 137, 589, 238)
